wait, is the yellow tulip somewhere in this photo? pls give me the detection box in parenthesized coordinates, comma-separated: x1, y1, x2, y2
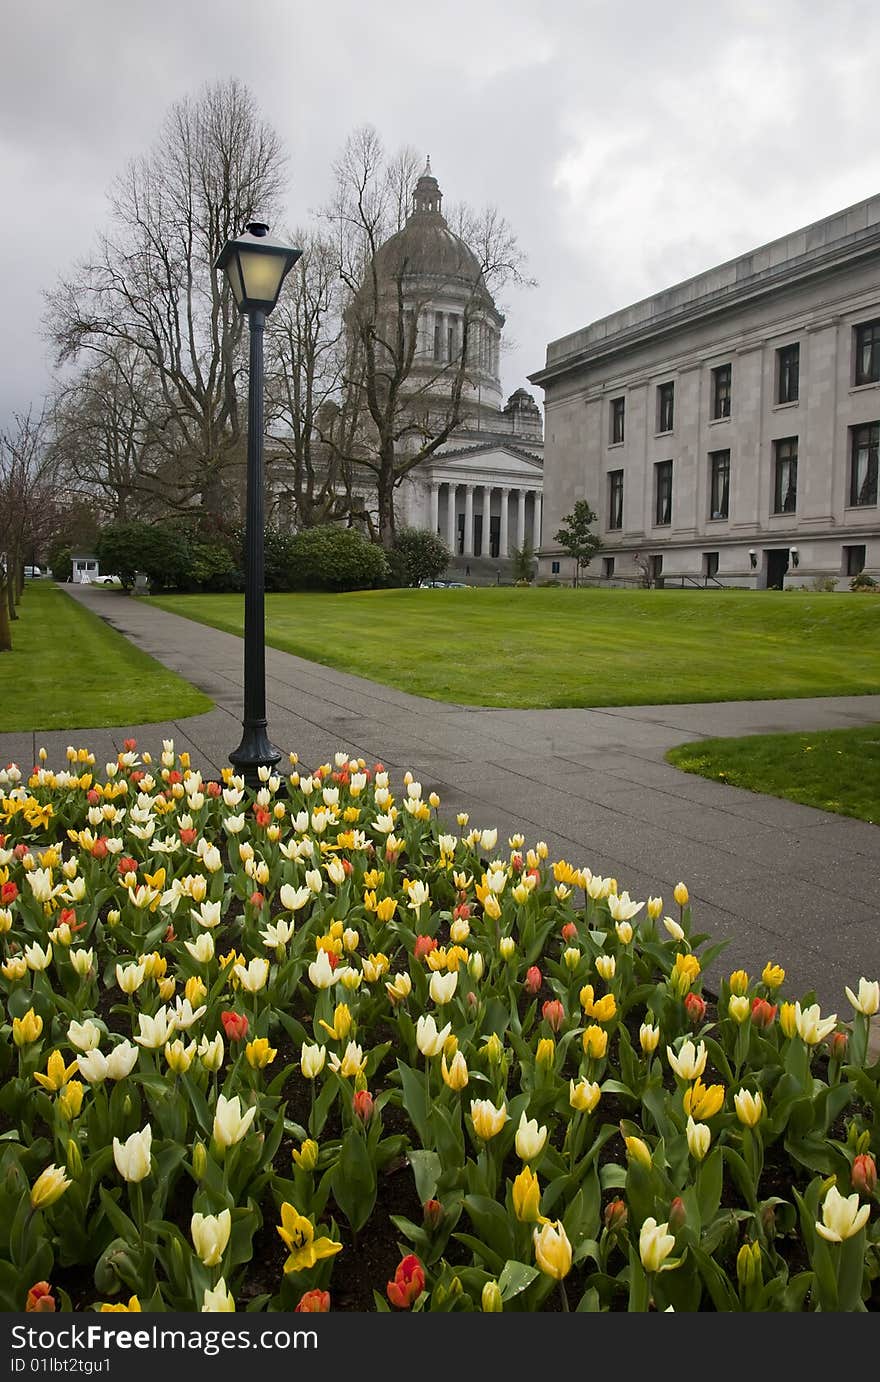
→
(533, 1220, 572, 1280)
(58, 1081, 85, 1121)
(729, 969, 750, 996)
(100, 1297, 141, 1313)
(512, 1166, 548, 1224)
(733, 1089, 764, 1127)
(277, 1203, 343, 1274)
(582, 1025, 608, 1060)
(33, 1050, 79, 1093)
(570, 1078, 601, 1113)
(673, 882, 689, 907)
(624, 1135, 653, 1170)
(470, 1098, 509, 1140)
(762, 962, 785, 990)
(683, 1078, 725, 1120)
(30, 1164, 72, 1209)
(441, 1051, 469, 1091)
(13, 1008, 43, 1047)
(245, 1038, 277, 1069)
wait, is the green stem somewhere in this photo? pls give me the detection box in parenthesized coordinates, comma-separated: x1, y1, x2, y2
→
(559, 1279, 569, 1311)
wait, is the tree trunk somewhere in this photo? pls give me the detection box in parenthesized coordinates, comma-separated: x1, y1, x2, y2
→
(377, 480, 396, 551)
(4, 573, 15, 627)
(0, 581, 11, 651)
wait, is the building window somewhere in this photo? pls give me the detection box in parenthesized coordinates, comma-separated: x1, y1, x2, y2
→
(602, 556, 615, 579)
(654, 460, 673, 526)
(777, 343, 800, 403)
(551, 560, 560, 575)
(854, 320, 880, 386)
(773, 438, 798, 514)
(434, 313, 444, 362)
(611, 396, 625, 444)
(657, 381, 674, 433)
(711, 363, 731, 419)
(704, 551, 719, 579)
(844, 544, 866, 577)
(850, 422, 879, 506)
(608, 469, 624, 530)
(709, 450, 730, 519)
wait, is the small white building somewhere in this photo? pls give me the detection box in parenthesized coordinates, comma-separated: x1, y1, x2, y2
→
(70, 552, 100, 584)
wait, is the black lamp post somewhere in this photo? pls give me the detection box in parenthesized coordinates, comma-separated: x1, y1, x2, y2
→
(214, 221, 302, 786)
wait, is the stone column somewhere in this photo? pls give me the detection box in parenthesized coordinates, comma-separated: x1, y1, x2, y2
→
(482, 485, 492, 557)
(516, 488, 526, 548)
(464, 485, 475, 557)
(429, 482, 439, 535)
(532, 491, 542, 551)
(500, 487, 510, 556)
(446, 483, 457, 551)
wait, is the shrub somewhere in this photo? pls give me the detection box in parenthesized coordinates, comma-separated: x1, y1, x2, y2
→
(285, 524, 390, 592)
(47, 543, 73, 583)
(851, 573, 877, 592)
(392, 527, 452, 588)
(811, 575, 838, 593)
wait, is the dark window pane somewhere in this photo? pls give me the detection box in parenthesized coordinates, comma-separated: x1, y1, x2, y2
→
(850, 422, 879, 505)
(655, 460, 672, 525)
(658, 382, 674, 432)
(611, 397, 625, 444)
(608, 470, 624, 530)
(855, 321, 880, 386)
(777, 344, 799, 403)
(773, 437, 798, 513)
(709, 451, 730, 519)
(712, 364, 731, 419)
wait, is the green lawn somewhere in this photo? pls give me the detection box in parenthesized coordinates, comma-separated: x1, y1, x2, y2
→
(666, 725, 880, 824)
(146, 586, 880, 708)
(0, 583, 213, 731)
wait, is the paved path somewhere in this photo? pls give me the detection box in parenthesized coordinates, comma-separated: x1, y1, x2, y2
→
(2, 584, 878, 1013)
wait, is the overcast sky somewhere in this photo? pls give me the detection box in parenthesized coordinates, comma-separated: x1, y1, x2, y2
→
(2, 0, 879, 433)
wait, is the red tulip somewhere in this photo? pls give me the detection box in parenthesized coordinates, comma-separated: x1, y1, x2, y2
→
(684, 991, 707, 1025)
(750, 998, 777, 1029)
(668, 1196, 687, 1232)
(1, 881, 18, 903)
(221, 1011, 249, 1042)
(422, 1199, 444, 1231)
(561, 922, 578, 942)
(179, 828, 198, 847)
(91, 838, 108, 859)
(542, 999, 565, 1033)
(26, 1282, 56, 1313)
(353, 1089, 374, 1124)
(386, 1254, 425, 1309)
(294, 1290, 330, 1312)
(852, 1153, 877, 1197)
(524, 965, 542, 995)
(207, 781, 222, 798)
(604, 1198, 628, 1233)
(414, 935, 437, 961)
(828, 1031, 849, 1061)
(123, 738, 137, 752)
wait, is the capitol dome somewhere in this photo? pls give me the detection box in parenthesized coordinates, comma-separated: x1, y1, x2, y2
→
(371, 160, 494, 309)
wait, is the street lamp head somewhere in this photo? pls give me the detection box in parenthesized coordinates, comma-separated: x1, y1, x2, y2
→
(790, 546, 799, 567)
(215, 221, 302, 315)
(748, 548, 757, 568)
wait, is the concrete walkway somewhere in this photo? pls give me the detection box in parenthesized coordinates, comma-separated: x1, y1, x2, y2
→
(2, 583, 878, 1012)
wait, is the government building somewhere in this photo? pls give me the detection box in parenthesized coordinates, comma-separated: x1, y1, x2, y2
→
(352, 160, 544, 581)
(530, 194, 880, 589)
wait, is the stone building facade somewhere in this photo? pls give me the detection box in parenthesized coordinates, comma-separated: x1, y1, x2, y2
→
(530, 195, 880, 589)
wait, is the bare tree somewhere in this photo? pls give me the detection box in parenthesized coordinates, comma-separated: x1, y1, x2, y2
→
(44, 78, 288, 522)
(0, 407, 58, 645)
(264, 230, 360, 529)
(324, 127, 533, 549)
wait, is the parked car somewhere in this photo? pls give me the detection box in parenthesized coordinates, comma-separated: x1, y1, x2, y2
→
(90, 574, 121, 586)
(23, 565, 45, 578)
(418, 579, 471, 589)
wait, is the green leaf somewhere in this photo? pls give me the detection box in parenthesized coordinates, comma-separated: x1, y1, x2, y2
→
(331, 1128, 376, 1235)
(498, 1259, 539, 1300)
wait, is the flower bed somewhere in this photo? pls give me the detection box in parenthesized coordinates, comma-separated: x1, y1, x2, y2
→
(0, 741, 878, 1313)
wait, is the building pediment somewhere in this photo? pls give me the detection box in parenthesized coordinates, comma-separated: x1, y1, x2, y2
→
(424, 441, 543, 485)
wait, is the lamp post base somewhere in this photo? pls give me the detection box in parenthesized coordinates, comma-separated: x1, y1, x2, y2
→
(229, 722, 283, 789)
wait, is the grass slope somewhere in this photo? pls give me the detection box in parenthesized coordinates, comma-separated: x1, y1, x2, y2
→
(147, 586, 880, 709)
(0, 583, 213, 731)
(666, 724, 880, 824)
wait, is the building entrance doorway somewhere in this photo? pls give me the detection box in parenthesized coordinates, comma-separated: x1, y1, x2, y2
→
(766, 549, 790, 590)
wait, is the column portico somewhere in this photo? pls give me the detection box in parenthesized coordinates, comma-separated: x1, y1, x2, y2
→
(446, 482, 457, 551)
(429, 482, 439, 536)
(464, 486, 475, 557)
(500, 488, 510, 556)
(532, 492, 542, 551)
(516, 489, 526, 548)
(481, 485, 492, 557)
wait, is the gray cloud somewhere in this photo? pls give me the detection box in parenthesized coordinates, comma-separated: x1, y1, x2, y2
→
(2, 0, 880, 428)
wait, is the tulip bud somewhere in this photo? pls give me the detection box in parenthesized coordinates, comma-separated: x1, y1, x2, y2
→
(604, 1198, 628, 1234)
(423, 1199, 444, 1232)
(684, 992, 707, 1026)
(828, 1031, 849, 1062)
(563, 946, 581, 970)
(668, 1196, 686, 1233)
(760, 1202, 777, 1239)
(499, 936, 515, 960)
(736, 1240, 762, 1291)
(673, 882, 689, 907)
(729, 969, 749, 996)
(728, 995, 750, 1024)
(852, 1153, 877, 1197)
(353, 1089, 374, 1124)
(66, 1138, 83, 1180)
(779, 1002, 797, 1038)
(750, 998, 777, 1029)
(542, 999, 565, 1033)
(623, 1134, 653, 1170)
(481, 1280, 503, 1312)
(192, 1141, 207, 1180)
(535, 1037, 556, 1071)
